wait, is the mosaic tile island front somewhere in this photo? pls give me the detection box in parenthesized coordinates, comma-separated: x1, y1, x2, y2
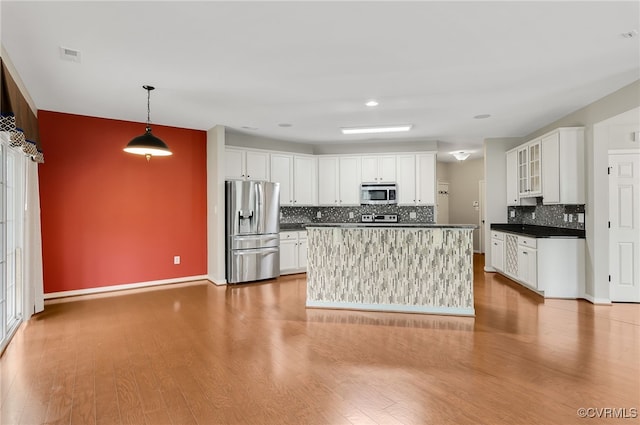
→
(306, 224, 475, 317)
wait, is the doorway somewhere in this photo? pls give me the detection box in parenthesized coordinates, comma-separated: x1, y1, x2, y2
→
(436, 182, 449, 224)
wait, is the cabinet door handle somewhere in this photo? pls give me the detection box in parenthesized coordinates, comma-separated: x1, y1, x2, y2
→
(522, 251, 528, 255)
(247, 175, 250, 178)
(494, 243, 498, 246)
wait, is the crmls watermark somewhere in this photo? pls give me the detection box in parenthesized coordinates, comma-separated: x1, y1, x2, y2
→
(577, 407, 638, 419)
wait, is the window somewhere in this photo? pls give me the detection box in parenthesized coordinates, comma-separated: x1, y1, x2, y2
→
(0, 135, 26, 352)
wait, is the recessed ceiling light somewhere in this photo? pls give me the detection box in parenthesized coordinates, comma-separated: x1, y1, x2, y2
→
(365, 100, 379, 107)
(474, 114, 491, 119)
(278, 123, 293, 128)
(341, 125, 412, 135)
(621, 30, 638, 39)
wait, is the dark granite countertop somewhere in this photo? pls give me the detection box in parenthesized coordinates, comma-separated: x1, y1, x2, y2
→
(306, 223, 477, 229)
(279, 223, 308, 231)
(490, 223, 585, 238)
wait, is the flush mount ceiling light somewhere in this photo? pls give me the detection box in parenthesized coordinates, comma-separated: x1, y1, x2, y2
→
(341, 124, 412, 135)
(124, 85, 172, 161)
(451, 151, 471, 161)
(365, 100, 379, 107)
(474, 114, 491, 119)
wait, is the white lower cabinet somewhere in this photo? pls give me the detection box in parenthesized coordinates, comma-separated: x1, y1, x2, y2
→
(517, 237, 537, 289)
(490, 230, 584, 298)
(490, 231, 505, 272)
(279, 231, 307, 275)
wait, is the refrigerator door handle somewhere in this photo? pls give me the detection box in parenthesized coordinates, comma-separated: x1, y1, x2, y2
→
(255, 182, 264, 234)
(234, 235, 278, 241)
(234, 248, 279, 256)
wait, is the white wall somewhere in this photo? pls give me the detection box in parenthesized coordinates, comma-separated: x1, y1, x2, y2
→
(483, 137, 523, 271)
(436, 161, 450, 182)
(226, 129, 314, 154)
(206, 125, 227, 284)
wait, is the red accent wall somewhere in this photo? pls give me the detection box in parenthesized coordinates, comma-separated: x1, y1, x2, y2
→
(38, 111, 207, 293)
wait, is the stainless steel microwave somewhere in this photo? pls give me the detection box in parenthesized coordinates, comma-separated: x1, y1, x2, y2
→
(360, 183, 397, 205)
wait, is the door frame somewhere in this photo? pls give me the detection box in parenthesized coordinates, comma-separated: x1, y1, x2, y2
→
(479, 180, 485, 253)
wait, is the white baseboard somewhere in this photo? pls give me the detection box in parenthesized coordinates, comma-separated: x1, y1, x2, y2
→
(44, 275, 209, 300)
(581, 293, 612, 305)
(207, 275, 227, 286)
(306, 300, 475, 317)
(484, 266, 496, 272)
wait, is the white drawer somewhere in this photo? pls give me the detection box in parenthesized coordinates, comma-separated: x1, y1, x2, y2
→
(298, 231, 307, 240)
(279, 232, 296, 240)
(518, 236, 537, 248)
(491, 231, 504, 241)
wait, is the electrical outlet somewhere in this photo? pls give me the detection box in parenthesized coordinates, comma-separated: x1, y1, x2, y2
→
(531, 212, 535, 219)
(510, 210, 515, 218)
(316, 211, 322, 218)
(569, 214, 573, 222)
(564, 213, 568, 222)
(348, 212, 354, 219)
(409, 211, 417, 219)
(578, 213, 585, 223)
(174, 256, 181, 265)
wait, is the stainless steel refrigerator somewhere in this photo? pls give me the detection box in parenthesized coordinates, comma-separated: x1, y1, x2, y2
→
(225, 180, 280, 284)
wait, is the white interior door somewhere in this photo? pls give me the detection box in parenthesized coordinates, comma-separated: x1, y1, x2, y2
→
(609, 152, 640, 302)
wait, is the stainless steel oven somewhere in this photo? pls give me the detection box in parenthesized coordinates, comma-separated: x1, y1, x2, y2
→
(360, 183, 397, 205)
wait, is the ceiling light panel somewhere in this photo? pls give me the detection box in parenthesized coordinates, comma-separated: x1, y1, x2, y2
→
(341, 125, 412, 135)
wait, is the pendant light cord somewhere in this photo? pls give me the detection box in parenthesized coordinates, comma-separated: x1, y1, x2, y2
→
(143, 85, 154, 132)
(147, 88, 151, 126)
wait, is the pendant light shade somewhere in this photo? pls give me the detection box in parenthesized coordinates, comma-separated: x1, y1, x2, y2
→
(124, 85, 172, 161)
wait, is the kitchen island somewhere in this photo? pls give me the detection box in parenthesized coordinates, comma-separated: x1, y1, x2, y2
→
(305, 224, 476, 316)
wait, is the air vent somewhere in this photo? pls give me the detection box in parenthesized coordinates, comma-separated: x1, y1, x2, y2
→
(60, 46, 81, 63)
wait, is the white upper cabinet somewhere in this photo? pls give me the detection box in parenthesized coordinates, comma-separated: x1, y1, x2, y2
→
(339, 157, 362, 205)
(506, 149, 519, 206)
(416, 153, 436, 205)
(509, 127, 584, 205)
(293, 156, 316, 206)
(318, 157, 339, 206)
(270, 153, 293, 205)
(518, 140, 541, 197)
(396, 154, 417, 205)
(225, 148, 270, 181)
(270, 153, 316, 206)
(361, 155, 396, 183)
(541, 128, 585, 204)
(318, 156, 361, 206)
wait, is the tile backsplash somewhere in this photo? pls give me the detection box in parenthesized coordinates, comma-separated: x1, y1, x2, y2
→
(507, 201, 585, 230)
(281, 205, 434, 224)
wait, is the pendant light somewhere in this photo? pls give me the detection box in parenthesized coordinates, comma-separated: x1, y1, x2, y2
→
(124, 85, 172, 161)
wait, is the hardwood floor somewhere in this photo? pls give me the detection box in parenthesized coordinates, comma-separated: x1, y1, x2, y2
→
(1, 254, 639, 425)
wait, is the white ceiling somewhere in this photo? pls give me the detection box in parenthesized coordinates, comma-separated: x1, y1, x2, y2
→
(1, 1, 639, 161)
